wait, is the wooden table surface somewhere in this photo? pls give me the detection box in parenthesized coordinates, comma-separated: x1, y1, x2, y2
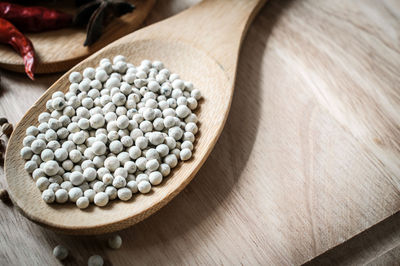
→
(1, 0, 400, 265)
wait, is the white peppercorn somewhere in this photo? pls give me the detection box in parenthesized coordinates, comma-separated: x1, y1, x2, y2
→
(149, 171, 163, 185)
(76, 196, 89, 209)
(121, 162, 135, 176)
(148, 132, 163, 145)
(54, 188, 68, 203)
(130, 128, 143, 141)
(61, 180, 73, 190)
(112, 176, 126, 189)
(72, 131, 86, 145)
(88, 255, 104, 266)
(180, 148, 192, 161)
(53, 245, 68, 260)
(191, 89, 202, 100)
(36, 134, 45, 142)
(94, 192, 109, 207)
(32, 168, 45, 180)
(105, 186, 117, 200)
(48, 183, 60, 192)
(97, 167, 110, 179)
(159, 163, 170, 177)
(70, 171, 84, 186)
(36, 177, 50, 191)
(164, 154, 178, 168)
(181, 141, 193, 151)
(109, 140, 123, 154)
(42, 189, 55, 203)
(183, 132, 195, 143)
(185, 122, 198, 134)
(90, 114, 105, 129)
(135, 157, 147, 171)
(83, 168, 97, 182)
(38, 112, 51, 124)
(92, 141, 107, 155)
(117, 188, 132, 201)
(136, 174, 148, 183)
(108, 234, 122, 249)
(145, 148, 159, 160)
(155, 144, 169, 157)
(69, 149, 82, 163)
(164, 137, 176, 150)
(62, 160, 74, 171)
(138, 180, 151, 194)
(40, 149, 54, 162)
(146, 159, 159, 171)
(48, 118, 61, 130)
(49, 175, 63, 185)
(23, 135, 36, 148)
(24, 160, 37, 173)
(68, 187, 83, 202)
(52, 97, 66, 111)
(135, 136, 148, 150)
(122, 179, 137, 194)
(26, 126, 39, 137)
(171, 148, 180, 158)
(93, 181, 106, 192)
(102, 173, 113, 186)
(104, 156, 119, 172)
(20, 147, 33, 160)
(84, 189, 96, 202)
(43, 160, 59, 176)
(168, 127, 183, 140)
(69, 71, 82, 83)
(31, 154, 42, 167)
(93, 155, 106, 168)
(31, 139, 46, 154)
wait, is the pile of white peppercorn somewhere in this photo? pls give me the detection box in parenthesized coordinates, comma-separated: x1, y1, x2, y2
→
(20, 56, 201, 209)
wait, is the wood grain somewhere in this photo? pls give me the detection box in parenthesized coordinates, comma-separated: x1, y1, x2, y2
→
(4, 0, 266, 234)
(0, 0, 156, 74)
(306, 211, 400, 265)
(1, 0, 400, 264)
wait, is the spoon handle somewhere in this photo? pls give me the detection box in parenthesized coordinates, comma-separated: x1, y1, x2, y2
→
(167, 0, 267, 79)
(122, 0, 267, 82)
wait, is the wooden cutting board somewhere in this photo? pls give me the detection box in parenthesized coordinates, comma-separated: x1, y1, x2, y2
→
(0, 0, 155, 74)
(1, 0, 400, 264)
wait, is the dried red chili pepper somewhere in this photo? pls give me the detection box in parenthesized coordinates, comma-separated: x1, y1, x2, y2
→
(0, 2, 72, 32)
(0, 18, 35, 79)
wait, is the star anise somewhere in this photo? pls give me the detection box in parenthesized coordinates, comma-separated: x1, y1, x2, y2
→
(74, 0, 135, 46)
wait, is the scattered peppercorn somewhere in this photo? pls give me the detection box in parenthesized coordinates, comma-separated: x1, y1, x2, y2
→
(107, 234, 122, 249)
(88, 255, 104, 266)
(53, 245, 69, 261)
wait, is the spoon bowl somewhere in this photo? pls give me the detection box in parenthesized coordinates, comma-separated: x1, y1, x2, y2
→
(5, 0, 265, 234)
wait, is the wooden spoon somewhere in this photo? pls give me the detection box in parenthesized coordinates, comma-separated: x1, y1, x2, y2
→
(5, 0, 266, 235)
